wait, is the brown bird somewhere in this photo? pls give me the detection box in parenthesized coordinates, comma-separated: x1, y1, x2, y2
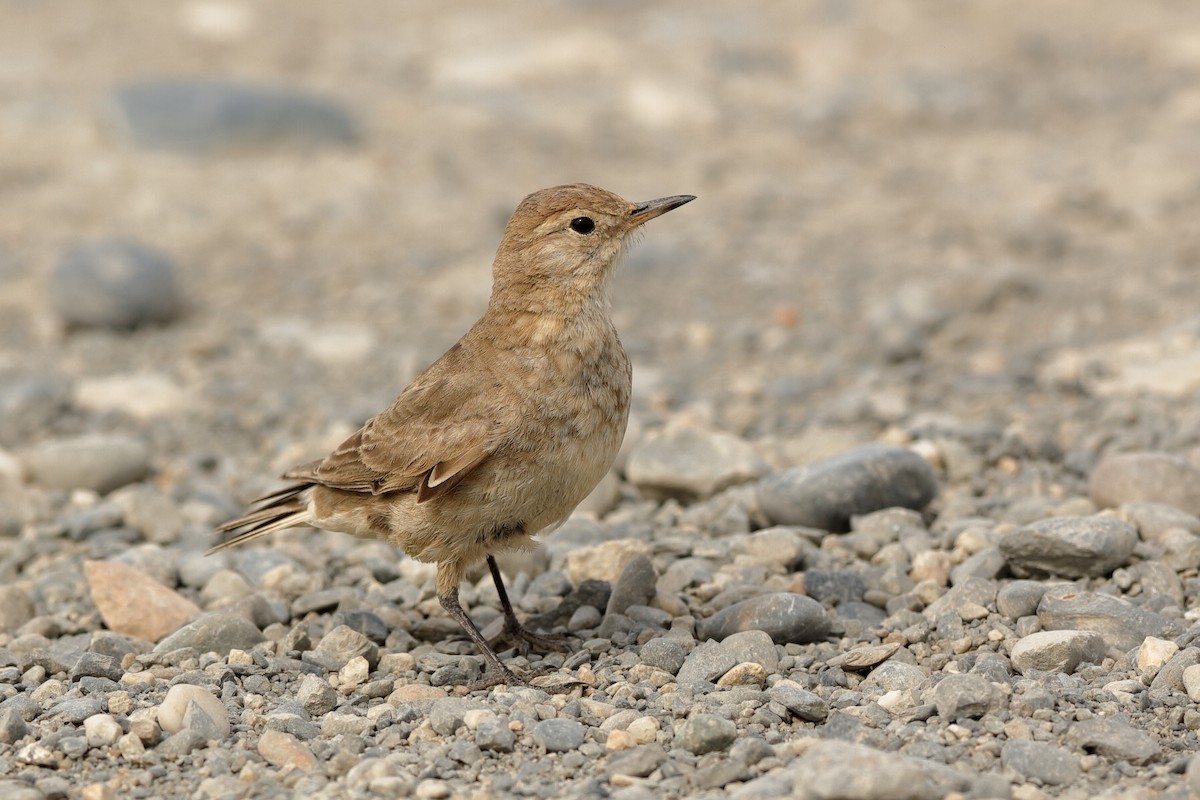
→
(213, 183, 694, 685)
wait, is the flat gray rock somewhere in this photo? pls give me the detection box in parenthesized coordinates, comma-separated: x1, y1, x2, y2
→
(679, 713, 736, 755)
(932, 673, 1004, 720)
(1037, 586, 1182, 657)
(999, 515, 1137, 577)
(1010, 630, 1106, 675)
(700, 593, 830, 644)
(1066, 717, 1159, 764)
(52, 239, 179, 330)
(626, 424, 769, 499)
(677, 640, 736, 684)
(531, 718, 585, 752)
(1089, 451, 1200, 517)
(790, 741, 949, 800)
(23, 434, 150, 494)
(756, 444, 937, 532)
(153, 612, 264, 656)
(1001, 740, 1080, 786)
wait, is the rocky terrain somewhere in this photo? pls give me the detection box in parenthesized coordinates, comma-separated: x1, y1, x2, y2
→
(3, 2, 1200, 798)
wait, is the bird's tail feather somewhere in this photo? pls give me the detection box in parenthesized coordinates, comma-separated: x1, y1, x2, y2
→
(209, 483, 312, 554)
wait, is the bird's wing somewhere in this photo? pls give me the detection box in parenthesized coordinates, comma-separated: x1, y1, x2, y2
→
(283, 350, 503, 503)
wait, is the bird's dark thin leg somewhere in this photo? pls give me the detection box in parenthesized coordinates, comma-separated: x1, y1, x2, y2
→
(487, 555, 571, 655)
(437, 586, 523, 688)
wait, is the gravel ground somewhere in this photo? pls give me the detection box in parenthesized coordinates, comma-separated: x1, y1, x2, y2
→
(4, 2, 1200, 798)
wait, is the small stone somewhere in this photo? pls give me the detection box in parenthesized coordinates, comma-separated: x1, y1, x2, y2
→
(85, 563, 200, 642)
(923, 577, 998, 620)
(50, 697, 104, 724)
(700, 593, 830, 644)
(1149, 647, 1200, 699)
(626, 422, 769, 499)
(638, 637, 685, 675)
(297, 674, 338, 716)
(789, 741, 941, 800)
(677, 640, 736, 685)
(24, 434, 150, 494)
(70, 652, 124, 683)
(475, 718, 515, 752)
(606, 729, 635, 751)
(0, 707, 31, 743)
(606, 743, 667, 778)
(803, 569, 866, 604)
(76, 373, 188, 422)
(532, 718, 585, 752)
(680, 713, 736, 755)
(860, 661, 930, 693)
(999, 515, 1137, 577)
(721, 629, 780, 673)
(626, 716, 659, 744)
(110, 79, 359, 153)
(1066, 717, 1159, 764)
(1090, 451, 1200, 516)
(1121, 501, 1200, 541)
(158, 684, 231, 740)
(1182, 664, 1200, 702)
(564, 538, 652, 586)
(415, 780, 452, 800)
(756, 444, 938, 532)
(932, 673, 1003, 720)
(153, 612, 264, 655)
(606, 555, 657, 616)
(1010, 630, 1107, 675)
(717, 661, 766, 688)
(51, 239, 179, 329)
(157, 728, 207, 756)
(767, 680, 827, 722)
(339, 655, 371, 689)
(1000, 740, 1080, 786)
(257, 729, 316, 769)
(1137, 636, 1180, 672)
(0, 586, 36, 634)
(1037, 586, 1182, 657)
(996, 580, 1047, 619)
(83, 713, 123, 747)
(827, 642, 902, 671)
(430, 698, 485, 737)
(312, 625, 377, 671)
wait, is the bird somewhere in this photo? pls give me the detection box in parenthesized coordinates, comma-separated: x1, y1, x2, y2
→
(212, 183, 695, 685)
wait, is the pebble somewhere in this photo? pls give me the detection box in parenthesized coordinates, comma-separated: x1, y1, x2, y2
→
(721, 630, 780, 673)
(1137, 636, 1179, 672)
(767, 681, 827, 722)
(153, 612, 264, 655)
(83, 713, 124, 747)
(626, 423, 769, 499)
(996, 580, 1048, 619)
(1182, 664, 1200, 702)
(679, 713, 736, 755)
(531, 718, 585, 752)
(699, 593, 830, 644)
(606, 743, 667, 778)
(1089, 451, 1200, 516)
(677, 640, 736, 685)
(1037, 586, 1182, 657)
(475, 718, 515, 752)
(84, 559, 200, 642)
(110, 79, 359, 153)
(257, 729, 317, 769)
(70, 652, 124, 683)
(1065, 717, 1159, 764)
(158, 684, 230, 739)
(606, 554, 657, 616)
(564, 539, 652, 585)
(999, 515, 1137, 577)
(1000, 740, 1080, 786)
(51, 239, 179, 330)
(789, 741, 942, 800)
(312, 625, 378, 670)
(638, 637, 685, 675)
(932, 673, 1003, 720)
(296, 674, 338, 716)
(0, 586, 36, 634)
(802, 569, 865, 605)
(23, 435, 150, 494)
(756, 444, 938, 532)
(1009, 630, 1106, 675)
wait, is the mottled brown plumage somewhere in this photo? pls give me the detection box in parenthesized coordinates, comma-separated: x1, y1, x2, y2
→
(213, 184, 694, 684)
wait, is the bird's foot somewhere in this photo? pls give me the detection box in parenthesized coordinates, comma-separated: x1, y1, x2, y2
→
(489, 619, 572, 657)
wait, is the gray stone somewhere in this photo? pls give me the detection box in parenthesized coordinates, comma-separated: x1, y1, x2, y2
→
(51, 239, 179, 329)
(789, 741, 942, 800)
(1149, 647, 1200, 699)
(296, 674, 338, 717)
(996, 580, 1048, 619)
(756, 444, 937, 532)
(1066, 717, 1159, 764)
(110, 79, 359, 153)
(638, 637, 685, 675)
(1000, 515, 1137, 577)
(158, 728, 207, 756)
(0, 707, 29, 744)
(802, 569, 865, 605)
(24, 434, 150, 494)
(626, 424, 769, 499)
(679, 713, 736, 755)
(69, 652, 123, 683)
(429, 698, 485, 737)
(475, 718, 515, 752)
(932, 673, 1003, 720)
(606, 743, 667, 778)
(767, 681, 827, 722)
(922, 577, 998, 620)
(50, 697, 103, 724)
(0, 371, 73, 444)
(1000, 740, 1080, 786)
(154, 612, 264, 656)
(1010, 630, 1107, 675)
(1037, 586, 1182, 657)
(700, 593, 830, 644)
(677, 640, 736, 684)
(606, 555, 657, 616)
(721, 630, 780, 674)
(859, 661, 930, 693)
(1090, 451, 1200, 517)
(949, 546, 1006, 583)
(531, 718, 585, 752)
(730, 736, 775, 766)
(0, 586, 35, 635)
(311, 625, 378, 670)
(1121, 501, 1200, 541)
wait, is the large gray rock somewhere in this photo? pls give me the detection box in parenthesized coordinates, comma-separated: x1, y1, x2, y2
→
(700, 593, 829, 644)
(110, 79, 359, 153)
(1089, 451, 1200, 517)
(24, 434, 150, 494)
(52, 239, 179, 330)
(153, 612, 264, 656)
(1010, 630, 1107, 675)
(757, 444, 937, 532)
(1000, 740, 1080, 786)
(1038, 586, 1182, 657)
(999, 515, 1137, 577)
(626, 423, 769, 499)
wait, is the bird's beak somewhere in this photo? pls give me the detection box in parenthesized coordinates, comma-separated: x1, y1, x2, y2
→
(629, 194, 696, 226)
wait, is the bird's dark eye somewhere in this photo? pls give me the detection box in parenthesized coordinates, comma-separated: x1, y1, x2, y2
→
(569, 216, 595, 235)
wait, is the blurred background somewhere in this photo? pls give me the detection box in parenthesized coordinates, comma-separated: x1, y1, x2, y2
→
(2, 0, 1200, 481)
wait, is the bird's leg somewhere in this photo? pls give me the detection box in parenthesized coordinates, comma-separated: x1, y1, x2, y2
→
(487, 555, 572, 655)
(437, 585, 524, 688)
